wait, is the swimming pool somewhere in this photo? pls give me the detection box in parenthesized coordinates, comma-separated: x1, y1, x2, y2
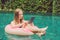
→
(0, 12, 60, 40)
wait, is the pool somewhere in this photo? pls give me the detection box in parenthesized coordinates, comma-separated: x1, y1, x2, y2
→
(0, 12, 60, 40)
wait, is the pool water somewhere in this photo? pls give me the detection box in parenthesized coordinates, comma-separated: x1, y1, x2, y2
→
(0, 12, 60, 40)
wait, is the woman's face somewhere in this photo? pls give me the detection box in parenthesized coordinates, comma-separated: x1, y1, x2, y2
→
(18, 11, 23, 19)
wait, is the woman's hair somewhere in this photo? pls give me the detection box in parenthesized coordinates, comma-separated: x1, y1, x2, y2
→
(14, 8, 23, 24)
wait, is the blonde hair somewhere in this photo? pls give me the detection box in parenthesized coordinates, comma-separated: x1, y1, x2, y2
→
(14, 8, 23, 24)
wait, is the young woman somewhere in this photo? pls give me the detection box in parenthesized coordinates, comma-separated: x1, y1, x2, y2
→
(10, 8, 48, 36)
(10, 8, 27, 28)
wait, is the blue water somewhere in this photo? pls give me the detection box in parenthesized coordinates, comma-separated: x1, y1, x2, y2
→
(0, 12, 60, 40)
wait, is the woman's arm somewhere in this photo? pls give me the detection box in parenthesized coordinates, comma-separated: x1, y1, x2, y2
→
(24, 20, 34, 27)
(10, 21, 21, 28)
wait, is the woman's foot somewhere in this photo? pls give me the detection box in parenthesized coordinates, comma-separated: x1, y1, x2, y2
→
(36, 31, 46, 36)
(38, 26, 48, 32)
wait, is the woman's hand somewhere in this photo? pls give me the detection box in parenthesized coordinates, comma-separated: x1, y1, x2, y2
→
(17, 21, 34, 28)
(22, 22, 28, 28)
(17, 22, 28, 28)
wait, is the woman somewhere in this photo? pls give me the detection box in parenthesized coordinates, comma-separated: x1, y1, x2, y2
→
(10, 8, 27, 28)
(10, 8, 48, 36)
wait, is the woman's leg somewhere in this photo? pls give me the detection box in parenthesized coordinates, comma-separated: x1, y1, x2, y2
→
(25, 25, 48, 33)
(37, 26, 48, 32)
(29, 26, 48, 32)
